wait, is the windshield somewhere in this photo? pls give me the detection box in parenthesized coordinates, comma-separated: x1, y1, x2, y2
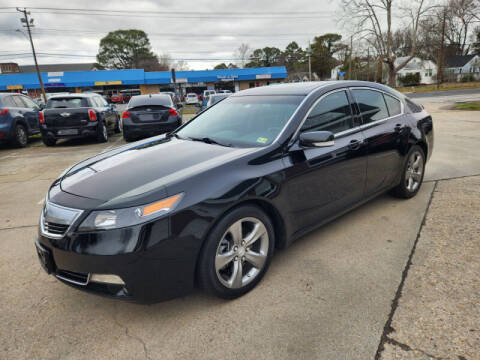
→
(46, 97, 88, 108)
(177, 95, 303, 147)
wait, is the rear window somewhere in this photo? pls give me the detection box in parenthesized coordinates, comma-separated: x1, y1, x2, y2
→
(128, 95, 173, 108)
(47, 97, 88, 108)
(187, 94, 197, 97)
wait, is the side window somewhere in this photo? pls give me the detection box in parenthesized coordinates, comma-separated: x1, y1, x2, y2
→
(300, 91, 354, 134)
(2, 96, 16, 107)
(96, 96, 108, 107)
(21, 96, 39, 110)
(383, 94, 402, 117)
(90, 97, 101, 107)
(11, 96, 26, 108)
(352, 89, 389, 124)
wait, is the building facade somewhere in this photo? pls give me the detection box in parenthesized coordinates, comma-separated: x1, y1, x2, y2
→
(0, 66, 287, 97)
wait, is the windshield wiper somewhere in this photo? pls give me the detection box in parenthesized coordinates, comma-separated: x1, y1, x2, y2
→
(188, 136, 232, 147)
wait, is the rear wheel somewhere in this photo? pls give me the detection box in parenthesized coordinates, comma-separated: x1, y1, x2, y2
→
(13, 124, 28, 148)
(42, 137, 56, 147)
(393, 145, 425, 199)
(97, 122, 108, 143)
(114, 117, 121, 134)
(197, 205, 274, 299)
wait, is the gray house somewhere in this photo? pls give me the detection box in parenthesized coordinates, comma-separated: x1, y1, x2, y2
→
(445, 55, 480, 80)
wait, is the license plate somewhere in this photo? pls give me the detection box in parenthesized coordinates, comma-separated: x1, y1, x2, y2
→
(35, 241, 55, 274)
(57, 129, 78, 135)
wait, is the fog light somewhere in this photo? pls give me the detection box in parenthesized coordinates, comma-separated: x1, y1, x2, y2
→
(90, 274, 125, 285)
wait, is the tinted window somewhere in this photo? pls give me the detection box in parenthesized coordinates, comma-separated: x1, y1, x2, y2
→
(128, 95, 172, 108)
(300, 91, 354, 134)
(46, 97, 88, 108)
(2, 96, 16, 107)
(177, 95, 302, 147)
(20, 96, 39, 110)
(405, 98, 423, 113)
(352, 89, 389, 123)
(11, 96, 26, 108)
(384, 94, 401, 116)
(95, 96, 108, 107)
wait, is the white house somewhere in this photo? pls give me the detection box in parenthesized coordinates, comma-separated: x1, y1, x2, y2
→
(330, 65, 345, 80)
(445, 55, 480, 80)
(394, 57, 437, 86)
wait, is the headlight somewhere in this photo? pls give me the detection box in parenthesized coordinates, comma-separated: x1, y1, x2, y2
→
(77, 193, 183, 231)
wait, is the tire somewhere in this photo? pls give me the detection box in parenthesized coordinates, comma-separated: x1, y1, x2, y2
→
(114, 117, 121, 134)
(197, 205, 275, 299)
(13, 124, 28, 148)
(97, 122, 108, 143)
(123, 131, 135, 142)
(42, 137, 56, 147)
(392, 145, 426, 199)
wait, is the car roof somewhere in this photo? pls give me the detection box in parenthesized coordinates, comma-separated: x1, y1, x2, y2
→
(231, 81, 397, 96)
(0, 92, 24, 98)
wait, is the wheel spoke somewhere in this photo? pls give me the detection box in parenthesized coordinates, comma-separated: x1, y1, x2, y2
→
(229, 221, 243, 245)
(229, 260, 243, 288)
(407, 176, 414, 191)
(413, 154, 421, 168)
(245, 250, 266, 269)
(412, 171, 422, 181)
(244, 222, 267, 247)
(215, 250, 235, 270)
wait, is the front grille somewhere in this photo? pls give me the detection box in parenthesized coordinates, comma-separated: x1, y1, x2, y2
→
(56, 270, 90, 286)
(43, 220, 69, 236)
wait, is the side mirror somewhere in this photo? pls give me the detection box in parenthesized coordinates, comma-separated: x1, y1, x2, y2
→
(299, 131, 335, 147)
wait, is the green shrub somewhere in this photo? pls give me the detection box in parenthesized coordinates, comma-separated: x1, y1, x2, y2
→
(398, 73, 421, 86)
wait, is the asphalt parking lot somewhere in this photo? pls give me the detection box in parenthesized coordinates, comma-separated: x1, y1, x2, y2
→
(0, 98, 479, 359)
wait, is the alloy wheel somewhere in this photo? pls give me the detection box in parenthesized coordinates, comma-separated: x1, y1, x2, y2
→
(405, 150, 424, 192)
(16, 125, 27, 146)
(215, 217, 269, 289)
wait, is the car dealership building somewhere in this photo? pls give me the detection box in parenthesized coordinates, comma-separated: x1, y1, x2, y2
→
(0, 66, 287, 97)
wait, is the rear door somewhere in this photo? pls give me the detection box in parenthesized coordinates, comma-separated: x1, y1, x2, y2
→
(284, 89, 367, 232)
(351, 88, 408, 197)
(18, 95, 41, 133)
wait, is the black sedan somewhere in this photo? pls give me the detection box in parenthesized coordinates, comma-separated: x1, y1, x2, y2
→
(35, 81, 433, 303)
(122, 94, 182, 142)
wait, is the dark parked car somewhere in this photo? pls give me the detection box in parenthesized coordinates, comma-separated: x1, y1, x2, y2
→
(35, 81, 433, 303)
(122, 94, 182, 142)
(0, 93, 42, 147)
(40, 93, 121, 146)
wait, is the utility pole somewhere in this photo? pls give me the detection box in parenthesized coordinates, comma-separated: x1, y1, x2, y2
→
(367, 47, 370, 81)
(437, 8, 447, 89)
(308, 42, 312, 81)
(16, 8, 47, 102)
(348, 35, 353, 80)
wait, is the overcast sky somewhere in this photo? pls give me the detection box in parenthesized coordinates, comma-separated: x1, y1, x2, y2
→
(0, 0, 341, 70)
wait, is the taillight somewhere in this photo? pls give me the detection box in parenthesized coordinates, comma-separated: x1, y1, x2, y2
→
(168, 108, 178, 116)
(88, 109, 97, 121)
(39, 111, 45, 124)
(122, 111, 131, 118)
(0, 108, 8, 116)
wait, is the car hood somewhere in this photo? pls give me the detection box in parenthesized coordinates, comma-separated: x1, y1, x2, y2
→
(59, 136, 257, 206)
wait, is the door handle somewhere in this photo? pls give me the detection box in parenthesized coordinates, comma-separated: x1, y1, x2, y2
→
(348, 139, 362, 150)
(394, 123, 404, 132)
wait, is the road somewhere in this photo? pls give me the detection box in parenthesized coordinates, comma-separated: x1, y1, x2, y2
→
(0, 97, 479, 359)
(407, 87, 480, 104)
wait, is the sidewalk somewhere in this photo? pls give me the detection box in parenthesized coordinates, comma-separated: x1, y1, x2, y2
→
(379, 176, 480, 359)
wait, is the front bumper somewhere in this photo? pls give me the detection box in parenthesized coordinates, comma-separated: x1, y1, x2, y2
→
(35, 215, 201, 303)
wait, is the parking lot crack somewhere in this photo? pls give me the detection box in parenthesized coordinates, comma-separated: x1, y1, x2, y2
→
(0, 224, 37, 231)
(113, 306, 152, 360)
(374, 181, 438, 360)
(386, 337, 444, 359)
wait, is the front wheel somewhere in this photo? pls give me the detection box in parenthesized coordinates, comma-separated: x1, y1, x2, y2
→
(392, 145, 425, 199)
(197, 205, 274, 299)
(97, 122, 108, 143)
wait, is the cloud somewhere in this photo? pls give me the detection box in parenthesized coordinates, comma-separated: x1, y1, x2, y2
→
(0, 0, 339, 69)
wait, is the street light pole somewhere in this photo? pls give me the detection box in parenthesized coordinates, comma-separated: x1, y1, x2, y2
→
(16, 7, 47, 102)
(308, 42, 312, 81)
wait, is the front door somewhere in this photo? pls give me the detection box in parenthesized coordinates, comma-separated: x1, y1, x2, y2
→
(284, 89, 367, 234)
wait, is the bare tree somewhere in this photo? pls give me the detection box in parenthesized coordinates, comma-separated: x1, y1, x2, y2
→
(235, 43, 252, 68)
(341, 0, 435, 86)
(158, 53, 173, 71)
(444, 0, 479, 55)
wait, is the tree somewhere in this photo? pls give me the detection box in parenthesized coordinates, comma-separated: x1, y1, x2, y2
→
(444, 0, 479, 55)
(214, 63, 228, 69)
(473, 27, 480, 53)
(235, 43, 252, 68)
(282, 41, 307, 72)
(310, 34, 345, 78)
(341, 0, 435, 87)
(246, 47, 282, 67)
(96, 29, 158, 70)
